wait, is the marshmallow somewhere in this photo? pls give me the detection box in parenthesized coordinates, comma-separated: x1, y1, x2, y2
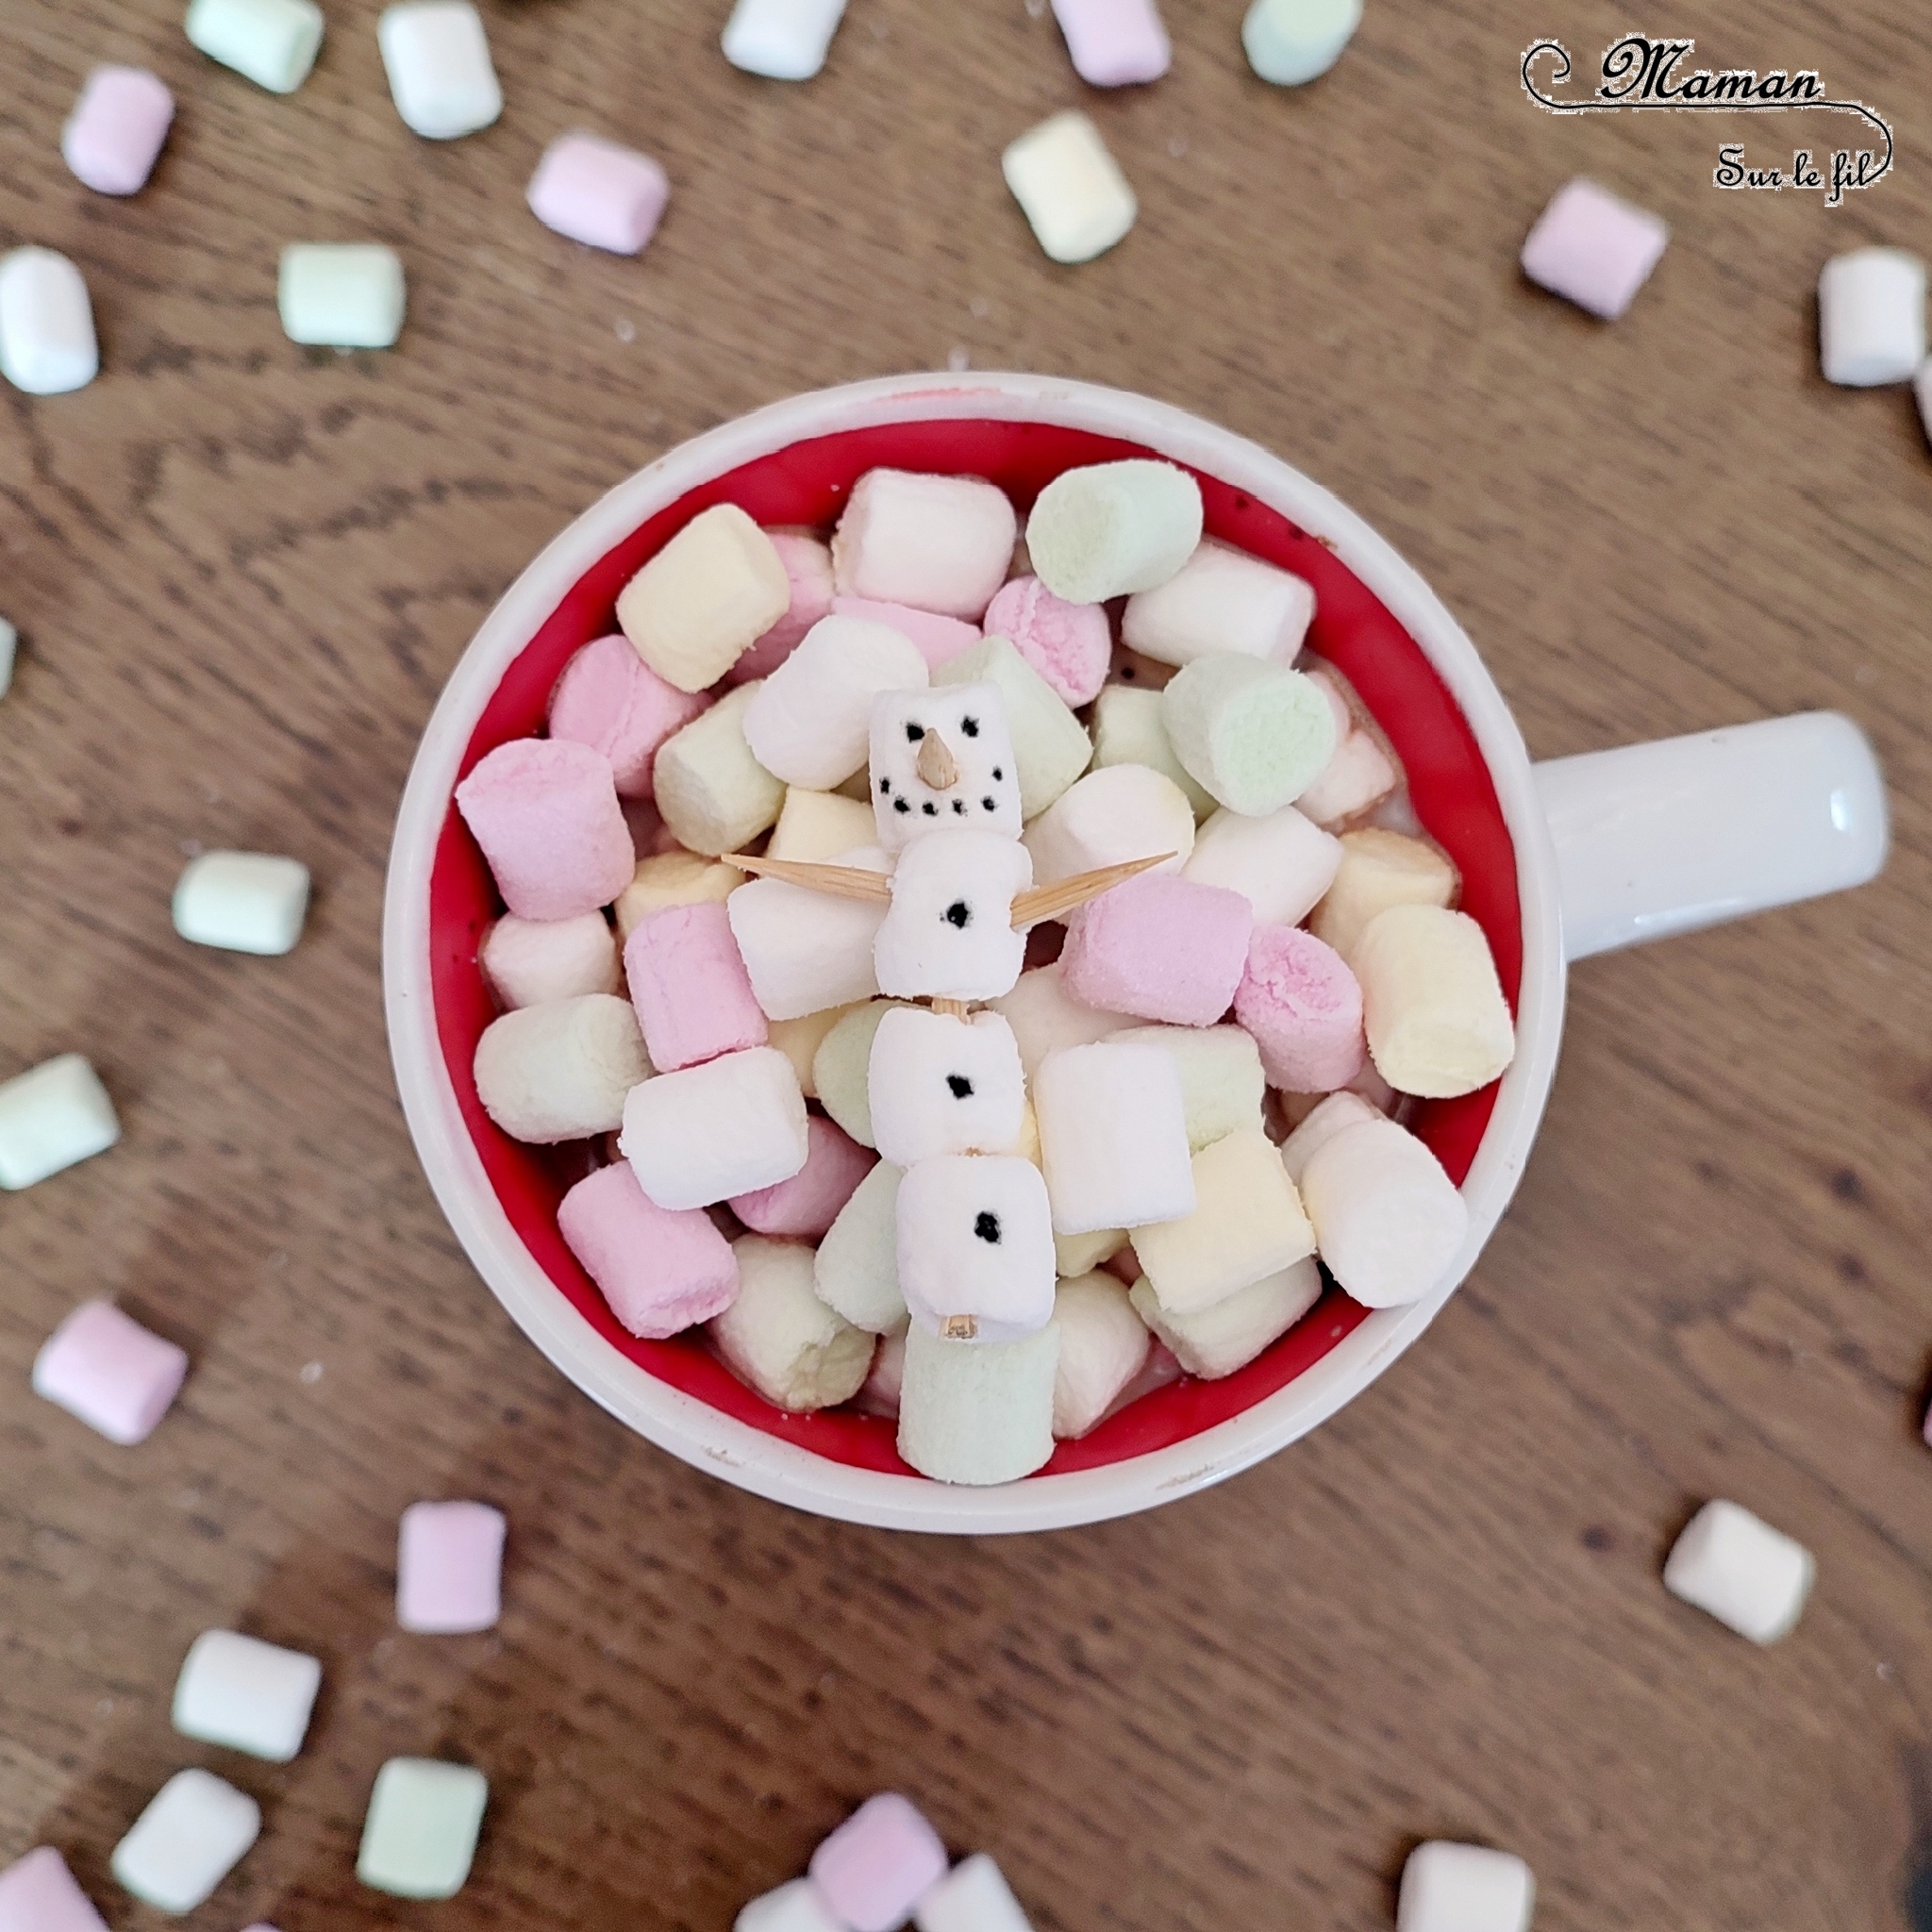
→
(1091, 686, 1216, 818)
(930, 642, 1091, 822)
(1396, 1841, 1535, 1932)
(1110, 1023, 1264, 1152)
(0, 1848, 108, 1932)
(874, 830, 1033, 1003)
(527, 132, 670, 255)
(1182, 804, 1341, 926)
(455, 737, 633, 920)
(63, 66, 175, 194)
(861, 1327, 907, 1412)
(112, 1769, 259, 1914)
(32, 1301, 186, 1443)
(1663, 1498, 1814, 1643)
(713, 1234, 874, 1409)
(1298, 1117, 1468, 1307)
(172, 850, 310, 955)
(770, 787, 877, 862)
(1025, 459, 1203, 604)
(548, 634, 708, 798)
(916, 1854, 1034, 1932)
(832, 469, 1017, 621)
(0, 249, 97, 395)
(1059, 873, 1251, 1026)
(831, 596, 980, 673)
(1033, 1041, 1194, 1233)
(558, 1161, 738, 1337)
(358, 1758, 488, 1899)
(654, 683, 787, 855)
(1278, 1089, 1380, 1182)
(615, 849, 742, 938)
(869, 1007, 1025, 1166)
(622, 1045, 806, 1208)
(983, 575, 1110, 706)
(0, 1054, 120, 1189)
(899, 1322, 1060, 1483)
(871, 678, 1026, 846)
(0, 616, 14, 699)
(733, 534, 836, 683)
(1123, 540, 1316, 667)
(739, 1878, 846, 1932)
(745, 615, 929, 789)
(1052, 0, 1169, 84)
(397, 1499, 506, 1633)
(766, 1002, 854, 1094)
(277, 243, 407, 348)
(625, 900, 767, 1071)
(185, 0, 323, 92)
(378, 0, 500, 139)
(1130, 1256, 1320, 1378)
(1295, 725, 1400, 828)
(897, 1154, 1057, 1341)
(1241, 0, 1361, 84)
(480, 911, 620, 1008)
(474, 993, 648, 1142)
(1235, 924, 1365, 1091)
(810, 1794, 951, 1932)
(993, 962, 1129, 1076)
(1309, 827, 1457, 961)
(729, 858, 889, 1020)
(731, 1114, 875, 1237)
(1055, 1224, 1124, 1276)
(1162, 654, 1338, 816)
(814, 1158, 907, 1331)
(1355, 905, 1514, 1097)
(1024, 765, 1194, 885)
(723, 0, 849, 79)
(1522, 176, 1669, 323)
(1131, 1127, 1315, 1314)
(173, 1629, 321, 1761)
(1819, 245, 1926, 387)
(1002, 111, 1138, 266)
(814, 1000, 906, 1145)
(1051, 1272, 1150, 1436)
(619, 506, 791, 693)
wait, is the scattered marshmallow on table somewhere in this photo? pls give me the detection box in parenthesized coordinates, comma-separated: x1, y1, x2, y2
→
(1183, 803, 1341, 925)
(621, 505, 791, 693)
(1397, 1840, 1535, 1932)
(1278, 1088, 1380, 1182)
(1052, 0, 1169, 84)
(1521, 176, 1669, 322)
(0, 248, 98, 395)
(1026, 458, 1202, 604)
(0, 1054, 120, 1189)
(0, 1847, 108, 1932)
(722, 0, 849, 80)
(872, 679, 1026, 845)
(33, 1301, 186, 1444)
(378, 0, 500, 138)
(0, 616, 14, 699)
(173, 850, 310, 955)
(896, 1153, 1057, 1341)
(559, 1160, 739, 1336)
(480, 910, 620, 1008)
(1033, 1041, 1194, 1233)
(874, 830, 1032, 1003)
(813, 999, 905, 1145)
(397, 1499, 506, 1634)
(731, 1113, 874, 1238)
(1123, 540, 1315, 667)
(1051, 1272, 1150, 1437)
(1058, 873, 1252, 1027)
(769, 786, 876, 862)
(729, 860, 889, 1019)
(1110, 1023, 1264, 1151)
(1162, 653, 1338, 816)
(357, 1757, 488, 1899)
(899, 1321, 1060, 1483)
(868, 1007, 1025, 1166)
(174, 1628, 321, 1760)
(1235, 924, 1365, 1091)
(527, 132, 670, 255)
(992, 961, 1128, 1076)
(1309, 826, 1457, 960)
(473, 993, 647, 1142)
(63, 66, 175, 194)
(1242, 0, 1362, 84)
(654, 683, 787, 855)
(111, 1768, 260, 1915)
(832, 469, 1016, 621)
(738, 1878, 846, 1932)
(1298, 1115, 1468, 1307)
(732, 533, 836, 683)
(916, 1853, 1035, 1932)
(186, 0, 324, 92)
(1003, 110, 1138, 265)
(814, 1157, 907, 1332)
(1024, 765, 1194, 884)
(1091, 684, 1216, 818)
(809, 1794, 950, 1932)
(831, 595, 980, 673)
(712, 1234, 874, 1409)
(982, 575, 1108, 706)
(744, 614, 928, 789)
(625, 900, 766, 1071)
(1818, 245, 1927, 387)
(1663, 1498, 1814, 1643)
(456, 737, 632, 920)
(277, 243, 407, 349)
(622, 1043, 807, 1208)
(1131, 1126, 1314, 1314)
(548, 633, 709, 797)
(1355, 904, 1514, 1097)
(616, 850, 741, 937)
(1130, 1255, 1321, 1378)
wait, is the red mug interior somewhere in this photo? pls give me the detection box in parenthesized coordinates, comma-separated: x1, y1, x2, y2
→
(427, 418, 1523, 1478)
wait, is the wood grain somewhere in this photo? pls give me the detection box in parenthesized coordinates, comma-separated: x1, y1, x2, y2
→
(2, 0, 1929, 1926)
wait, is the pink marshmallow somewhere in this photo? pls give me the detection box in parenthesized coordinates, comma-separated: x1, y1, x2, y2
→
(728, 1114, 876, 1238)
(1521, 177, 1668, 322)
(1058, 874, 1252, 1026)
(455, 737, 635, 922)
(832, 470, 1016, 621)
(31, 1301, 188, 1446)
(527, 131, 670, 256)
(729, 534, 837, 684)
(983, 575, 1110, 705)
(61, 65, 174, 196)
(829, 595, 980, 673)
(396, 1500, 506, 1634)
(547, 634, 709, 799)
(558, 1161, 739, 1337)
(625, 900, 768, 1071)
(1235, 924, 1366, 1091)
(0, 1847, 108, 1932)
(1052, 0, 1170, 86)
(808, 1794, 949, 1932)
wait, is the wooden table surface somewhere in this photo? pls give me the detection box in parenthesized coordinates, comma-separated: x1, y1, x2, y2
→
(3, 0, 1929, 1925)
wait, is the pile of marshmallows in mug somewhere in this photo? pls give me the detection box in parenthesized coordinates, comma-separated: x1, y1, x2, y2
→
(455, 454, 1518, 1487)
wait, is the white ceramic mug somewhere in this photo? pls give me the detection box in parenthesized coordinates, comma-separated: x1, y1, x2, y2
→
(384, 372, 1886, 1535)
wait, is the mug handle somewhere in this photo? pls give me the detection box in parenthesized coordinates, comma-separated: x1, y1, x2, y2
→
(1532, 711, 1888, 961)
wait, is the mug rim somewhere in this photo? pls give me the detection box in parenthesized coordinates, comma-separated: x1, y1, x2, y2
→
(382, 371, 1567, 1535)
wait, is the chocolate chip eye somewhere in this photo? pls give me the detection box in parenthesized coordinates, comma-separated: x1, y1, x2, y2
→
(952, 799, 967, 814)
(991, 767, 1003, 781)
(878, 777, 891, 794)
(961, 716, 980, 738)
(922, 802, 938, 816)
(893, 798, 911, 814)
(944, 900, 972, 928)
(906, 724, 924, 742)
(981, 796, 996, 811)
(974, 1210, 1001, 1244)
(946, 1074, 973, 1099)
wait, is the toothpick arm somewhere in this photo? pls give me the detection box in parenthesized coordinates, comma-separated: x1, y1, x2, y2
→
(724, 854, 895, 902)
(1009, 851, 1173, 928)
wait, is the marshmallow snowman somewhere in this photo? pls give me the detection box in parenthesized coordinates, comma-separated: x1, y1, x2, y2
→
(870, 681, 1023, 851)
(867, 1006, 1026, 1167)
(895, 1154, 1058, 1342)
(874, 829, 1033, 1003)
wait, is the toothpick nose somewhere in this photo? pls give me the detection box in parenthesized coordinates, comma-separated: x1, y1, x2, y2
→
(916, 732, 958, 789)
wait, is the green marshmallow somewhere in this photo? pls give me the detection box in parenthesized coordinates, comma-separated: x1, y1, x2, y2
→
(278, 244, 407, 350)
(812, 999, 906, 1148)
(933, 635, 1091, 820)
(357, 1757, 488, 1900)
(1024, 458, 1203, 605)
(186, 0, 324, 93)
(1091, 683, 1217, 819)
(1241, 0, 1363, 87)
(1160, 652, 1338, 817)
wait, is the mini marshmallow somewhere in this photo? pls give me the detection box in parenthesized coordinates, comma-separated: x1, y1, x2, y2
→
(378, 0, 500, 139)
(527, 132, 670, 255)
(984, 575, 1111, 706)
(745, 615, 929, 789)
(739, 1878, 846, 1932)
(897, 1154, 1057, 1341)
(832, 469, 1017, 621)
(869, 1008, 1025, 1166)
(810, 1794, 951, 1932)
(1059, 873, 1252, 1026)
(1522, 176, 1669, 323)
(1299, 1116, 1468, 1307)
(621, 1047, 803, 1209)
(1131, 1126, 1314, 1314)
(33, 1300, 188, 1443)
(186, 0, 323, 92)
(1819, 245, 1927, 387)
(770, 787, 877, 862)
(63, 67, 175, 194)
(1236, 924, 1365, 1091)
(615, 850, 742, 938)
(0, 1848, 108, 1932)
(861, 1327, 907, 1412)
(1278, 1089, 1380, 1182)
(1051, 1272, 1150, 1437)
(767, 1003, 853, 1094)
(397, 1499, 506, 1634)
(654, 683, 787, 855)
(1024, 765, 1194, 885)
(732, 1114, 875, 1237)
(480, 911, 620, 1008)
(620, 506, 791, 694)
(1109, 1024, 1264, 1152)
(916, 1854, 1034, 1932)
(815, 1157, 907, 1331)
(278, 244, 406, 349)
(874, 830, 1033, 1003)
(1295, 725, 1399, 828)
(1033, 1041, 1194, 1233)
(1309, 827, 1457, 961)
(1242, 0, 1361, 84)
(831, 596, 980, 672)
(0, 1054, 119, 1189)
(1053, 0, 1169, 84)
(1123, 540, 1316, 667)
(1025, 459, 1203, 604)
(929, 643, 1091, 823)
(723, 0, 849, 79)
(1356, 905, 1514, 1097)
(1183, 803, 1341, 926)
(559, 1160, 738, 1336)
(993, 961, 1129, 1076)
(814, 1000, 906, 1145)
(713, 1235, 874, 1409)
(872, 679, 1026, 846)
(173, 850, 309, 955)
(625, 900, 767, 1071)
(1091, 684, 1216, 817)
(548, 634, 708, 798)
(1663, 1498, 1815, 1644)
(474, 993, 648, 1142)
(112, 1769, 259, 1914)
(1130, 1256, 1320, 1378)
(1055, 1224, 1125, 1276)
(1162, 653, 1338, 816)
(1397, 1841, 1535, 1932)
(733, 534, 836, 683)
(1002, 111, 1137, 265)
(456, 737, 633, 920)
(0, 249, 97, 395)
(174, 1629, 321, 1761)
(729, 860, 889, 1020)
(358, 1758, 488, 1899)
(899, 1322, 1061, 1483)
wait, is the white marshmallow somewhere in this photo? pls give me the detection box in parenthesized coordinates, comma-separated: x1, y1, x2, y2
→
(1055, 1224, 1125, 1277)
(473, 994, 647, 1142)
(172, 850, 310, 955)
(614, 850, 742, 940)
(277, 243, 406, 349)
(1355, 904, 1514, 1098)
(479, 911, 620, 1008)
(1108, 1024, 1264, 1152)
(916, 1855, 1035, 1932)
(617, 505, 791, 693)
(1023, 764, 1194, 886)
(1309, 827, 1457, 962)
(868, 1007, 1025, 1166)
(872, 680, 1024, 848)
(1090, 684, 1216, 818)
(1001, 111, 1137, 265)
(832, 469, 1017, 621)
(1050, 1272, 1149, 1437)
(814, 1158, 907, 1331)
(1296, 726, 1400, 827)
(768, 787, 876, 862)
(1025, 459, 1203, 604)
(1181, 804, 1341, 926)
(377, 0, 501, 140)
(813, 999, 906, 1146)
(1122, 539, 1315, 666)
(728, 851, 888, 1020)
(874, 829, 1032, 1002)
(1663, 1498, 1814, 1643)
(932, 640, 1091, 822)
(897, 1154, 1058, 1341)
(621, 1045, 806, 1208)
(110, 1769, 259, 1915)
(0, 248, 98, 395)
(1278, 1089, 1380, 1183)
(1397, 1841, 1535, 1932)
(1241, 0, 1361, 87)
(744, 616, 929, 789)
(173, 1629, 322, 1762)
(993, 961, 1129, 1076)
(711, 1234, 874, 1410)
(1819, 246, 1926, 388)
(0, 1054, 120, 1190)
(898, 1321, 1060, 1483)
(1131, 1126, 1314, 1314)
(654, 683, 787, 857)
(722, 0, 848, 80)
(1130, 1256, 1321, 1378)
(1298, 1116, 1467, 1307)
(1033, 1041, 1194, 1234)
(738, 1877, 847, 1932)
